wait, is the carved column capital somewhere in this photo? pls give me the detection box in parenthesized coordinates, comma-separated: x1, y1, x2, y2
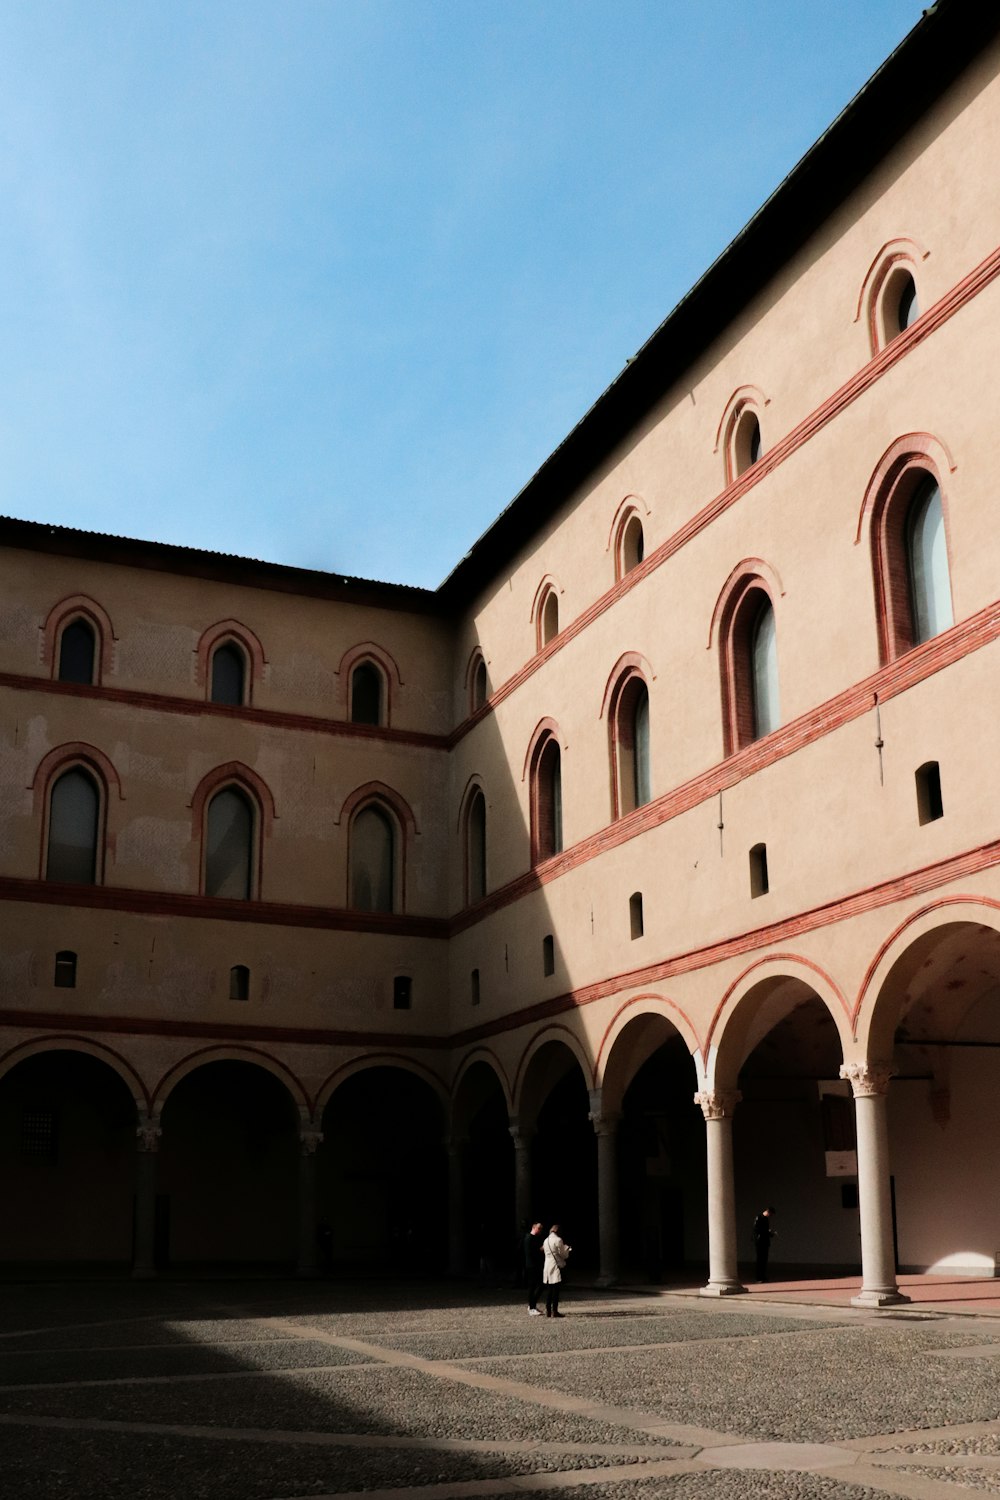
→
(508, 1124, 535, 1150)
(840, 1062, 895, 1098)
(136, 1119, 162, 1153)
(694, 1089, 741, 1121)
(299, 1126, 324, 1156)
(588, 1110, 621, 1137)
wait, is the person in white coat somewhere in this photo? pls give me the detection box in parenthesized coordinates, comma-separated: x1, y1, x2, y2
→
(542, 1223, 571, 1318)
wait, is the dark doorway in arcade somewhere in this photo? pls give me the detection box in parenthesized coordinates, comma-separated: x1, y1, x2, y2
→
(617, 1035, 705, 1281)
(0, 1049, 136, 1266)
(532, 1067, 597, 1271)
(158, 1060, 298, 1268)
(319, 1067, 447, 1274)
(455, 1062, 513, 1277)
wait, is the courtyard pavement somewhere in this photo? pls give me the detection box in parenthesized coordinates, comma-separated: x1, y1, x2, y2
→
(4, 1277, 1000, 1498)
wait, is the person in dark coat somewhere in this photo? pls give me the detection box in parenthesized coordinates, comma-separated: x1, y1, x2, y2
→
(524, 1221, 545, 1314)
(753, 1206, 776, 1281)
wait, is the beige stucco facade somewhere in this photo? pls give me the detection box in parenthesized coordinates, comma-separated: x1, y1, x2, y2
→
(3, 7, 1000, 1300)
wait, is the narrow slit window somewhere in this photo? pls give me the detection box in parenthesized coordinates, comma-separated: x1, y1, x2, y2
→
(229, 964, 250, 1000)
(472, 657, 488, 712)
(915, 762, 943, 824)
(749, 843, 769, 898)
(393, 975, 412, 1010)
(542, 934, 555, 977)
(470, 968, 480, 1006)
(629, 892, 644, 940)
(54, 950, 77, 988)
(467, 789, 487, 904)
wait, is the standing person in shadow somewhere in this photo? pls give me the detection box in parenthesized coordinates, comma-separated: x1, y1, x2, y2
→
(753, 1206, 777, 1282)
(524, 1221, 545, 1316)
(542, 1223, 571, 1318)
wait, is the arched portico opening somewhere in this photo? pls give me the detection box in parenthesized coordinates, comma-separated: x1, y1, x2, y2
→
(451, 1060, 513, 1276)
(0, 1049, 138, 1265)
(714, 970, 853, 1282)
(319, 1066, 447, 1273)
(158, 1060, 299, 1267)
(865, 918, 1000, 1278)
(516, 1037, 595, 1269)
(600, 1009, 704, 1283)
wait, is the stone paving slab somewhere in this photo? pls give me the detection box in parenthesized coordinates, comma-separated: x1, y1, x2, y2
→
(0, 1338, 371, 1386)
(0, 1317, 304, 1351)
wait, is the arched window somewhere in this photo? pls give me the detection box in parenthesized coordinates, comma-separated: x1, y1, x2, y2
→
(609, 674, 651, 817)
(539, 589, 559, 648)
(531, 734, 562, 862)
(229, 965, 250, 1000)
(46, 767, 101, 884)
(58, 619, 97, 685)
(350, 804, 395, 912)
(205, 786, 255, 899)
(880, 266, 921, 346)
(718, 577, 781, 755)
(466, 788, 487, 904)
(470, 655, 488, 713)
(730, 407, 762, 480)
(350, 662, 384, 726)
(870, 462, 953, 663)
(619, 514, 644, 577)
(210, 642, 247, 706)
(54, 950, 78, 987)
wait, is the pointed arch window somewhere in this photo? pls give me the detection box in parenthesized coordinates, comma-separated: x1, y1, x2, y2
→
(609, 673, 651, 817)
(538, 588, 559, 649)
(46, 768, 101, 884)
(205, 786, 255, 899)
(466, 788, 487, 904)
(530, 733, 563, 863)
(718, 577, 781, 755)
(617, 513, 645, 577)
(870, 461, 953, 664)
(470, 654, 488, 713)
(58, 619, 97, 685)
(210, 642, 247, 706)
(350, 803, 396, 912)
(729, 407, 762, 481)
(350, 662, 384, 726)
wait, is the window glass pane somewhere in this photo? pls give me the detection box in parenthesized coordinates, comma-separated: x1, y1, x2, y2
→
(47, 770, 99, 883)
(473, 659, 488, 710)
(550, 748, 563, 854)
(541, 591, 559, 645)
(351, 664, 383, 725)
(58, 620, 96, 684)
(205, 788, 253, 899)
(898, 277, 919, 331)
(751, 601, 780, 738)
(351, 806, 394, 911)
(633, 688, 651, 807)
(748, 416, 762, 466)
(211, 644, 245, 706)
(907, 480, 952, 644)
(468, 792, 486, 901)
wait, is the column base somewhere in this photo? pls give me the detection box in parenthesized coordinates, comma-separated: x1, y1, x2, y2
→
(850, 1287, 910, 1308)
(700, 1280, 747, 1297)
(131, 1266, 156, 1281)
(595, 1274, 618, 1289)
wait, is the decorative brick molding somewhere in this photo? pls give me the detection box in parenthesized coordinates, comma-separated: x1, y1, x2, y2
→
(195, 620, 267, 703)
(42, 594, 116, 683)
(337, 641, 403, 726)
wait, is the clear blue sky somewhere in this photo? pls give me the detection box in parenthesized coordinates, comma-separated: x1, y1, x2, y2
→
(0, 1, 924, 589)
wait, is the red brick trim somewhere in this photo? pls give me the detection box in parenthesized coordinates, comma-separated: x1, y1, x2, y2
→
(195, 620, 266, 704)
(42, 595, 116, 683)
(465, 648, 489, 715)
(0, 671, 447, 749)
(530, 576, 562, 652)
(602, 659, 651, 821)
(450, 238, 1000, 745)
(523, 720, 562, 865)
(152, 1043, 310, 1116)
(592, 994, 700, 1089)
(511, 1023, 591, 1115)
(715, 385, 770, 486)
(855, 236, 930, 355)
(707, 559, 785, 650)
(0, 1033, 149, 1109)
(715, 571, 777, 758)
(315, 1053, 449, 1118)
(337, 781, 417, 835)
(31, 743, 122, 882)
(0, 876, 448, 938)
(598, 652, 655, 719)
(704, 952, 853, 1066)
(607, 496, 649, 582)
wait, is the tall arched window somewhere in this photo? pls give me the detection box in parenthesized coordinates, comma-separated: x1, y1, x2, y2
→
(729, 407, 762, 480)
(870, 459, 954, 664)
(210, 642, 247, 706)
(58, 619, 97, 685)
(879, 266, 921, 347)
(531, 734, 562, 862)
(350, 662, 384, 726)
(466, 788, 487, 903)
(205, 787, 255, 899)
(350, 804, 395, 911)
(718, 576, 781, 755)
(906, 477, 952, 645)
(470, 655, 488, 713)
(619, 514, 644, 577)
(750, 598, 780, 739)
(609, 674, 651, 817)
(46, 768, 101, 883)
(539, 589, 559, 648)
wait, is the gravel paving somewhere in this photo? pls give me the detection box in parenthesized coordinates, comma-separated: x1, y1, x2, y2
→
(487, 1479, 905, 1499)
(895, 1467, 1000, 1494)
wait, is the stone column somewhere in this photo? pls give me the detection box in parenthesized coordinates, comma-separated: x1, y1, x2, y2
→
(841, 1062, 909, 1307)
(133, 1116, 161, 1280)
(447, 1136, 467, 1276)
(296, 1125, 323, 1279)
(508, 1120, 534, 1240)
(695, 1090, 746, 1297)
(588, 1093, 620, 1286)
